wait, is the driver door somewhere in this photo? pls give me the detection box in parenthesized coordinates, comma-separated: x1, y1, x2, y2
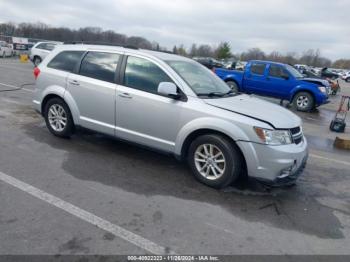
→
(115, 55, 184, 152)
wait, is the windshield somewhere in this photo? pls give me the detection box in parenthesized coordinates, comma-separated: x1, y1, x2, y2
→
(286, 64, 304, 78)
(166, 60, 232, 97)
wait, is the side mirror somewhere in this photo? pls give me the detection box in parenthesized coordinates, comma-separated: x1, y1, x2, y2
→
(158, 82, 181, 99)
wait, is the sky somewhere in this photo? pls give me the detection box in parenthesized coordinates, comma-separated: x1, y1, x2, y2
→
(0, 0, 349, 60)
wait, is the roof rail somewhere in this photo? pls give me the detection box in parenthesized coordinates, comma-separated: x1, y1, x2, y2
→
(63, 41, 139, 50)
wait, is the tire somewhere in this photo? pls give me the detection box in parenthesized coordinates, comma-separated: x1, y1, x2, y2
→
(44, 98, 74, 138)
(226, 81, 239, 93)
(33, 56, 42, 66)
(187, 134, 243, 189)
(292, 92, 314, 112)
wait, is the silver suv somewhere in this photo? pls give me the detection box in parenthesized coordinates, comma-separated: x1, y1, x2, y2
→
(33, 44, 308, 188)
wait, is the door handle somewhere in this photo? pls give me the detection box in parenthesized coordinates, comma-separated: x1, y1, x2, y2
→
(68, 80, 80, 86)
(118, 93, 132, 99)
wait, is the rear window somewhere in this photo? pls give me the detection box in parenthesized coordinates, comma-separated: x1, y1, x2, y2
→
(47, 51, 84, 73)
(250, 63, 266, 75)
(79, 52, 121, 83)
(36, 43, 56, 51)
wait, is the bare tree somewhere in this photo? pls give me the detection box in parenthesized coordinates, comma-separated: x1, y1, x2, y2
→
(240, 48, 266, 61)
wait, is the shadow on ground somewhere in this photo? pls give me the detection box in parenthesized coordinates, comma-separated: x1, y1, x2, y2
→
(21, 120, 348, 240)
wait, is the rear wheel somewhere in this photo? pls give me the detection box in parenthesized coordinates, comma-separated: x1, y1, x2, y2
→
(188, 134, 243, 188)
(226, 81, 239, 93)
(34, 56, 42, 66)
(44, 98, 74, 138)
(293, 92, 314, 112)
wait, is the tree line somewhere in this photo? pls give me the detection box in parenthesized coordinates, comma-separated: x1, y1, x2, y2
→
(1, 22, 349, 69)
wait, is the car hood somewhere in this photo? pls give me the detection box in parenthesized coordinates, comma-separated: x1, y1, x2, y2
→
(204, 94, 301, 129)
(302, 77, 329, 87)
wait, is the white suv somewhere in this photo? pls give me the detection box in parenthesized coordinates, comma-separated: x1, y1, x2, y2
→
(33, 44, 308, 188)
(29, 42, 60, 66)
(0, 41, 13, 58)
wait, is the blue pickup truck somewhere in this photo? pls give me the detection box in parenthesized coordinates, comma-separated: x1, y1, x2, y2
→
(215, 60, 330, 111)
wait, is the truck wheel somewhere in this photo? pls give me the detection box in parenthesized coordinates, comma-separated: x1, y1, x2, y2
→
(293, 92, 314, 112)
(188, 134, 243, 189)
(226, 81, 239, 93)
(44, 98, 74, 138)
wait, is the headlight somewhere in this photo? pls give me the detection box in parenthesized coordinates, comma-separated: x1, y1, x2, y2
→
(254, 127, 292, 145)
(318, 86, 327, 93)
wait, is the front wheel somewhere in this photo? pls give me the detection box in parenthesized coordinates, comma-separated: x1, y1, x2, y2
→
(44, 98, 74, 138)
(292, 92, 314, 112)
(188, 134, 243, 188)
(226, 81, 239, 93)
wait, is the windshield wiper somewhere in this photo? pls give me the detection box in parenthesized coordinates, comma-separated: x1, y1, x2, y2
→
(197, 92, 226, 97)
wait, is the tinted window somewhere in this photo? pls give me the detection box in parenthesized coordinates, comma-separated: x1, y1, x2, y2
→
(79, 52, 120, 83)
(36, 43, 56, 50)
(124, 56, 173, 94)
(47, 51, 84, 72)
(45, 43, 56, 51)
(269, 65, 288, 78)
(250, 63, 266, 75)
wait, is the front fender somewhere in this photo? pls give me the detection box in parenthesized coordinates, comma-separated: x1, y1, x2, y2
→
(289, 84, 317, 101)
(174, 117, 250, 156)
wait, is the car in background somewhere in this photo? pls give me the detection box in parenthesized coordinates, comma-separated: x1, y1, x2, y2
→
(321, 67, 339, 80)
(215, 60, 330, 111)
(29, 42, 59, 66)
(302, 68, 340, 95)
(32, 44, 308, 188)
(0, 41, 13, 58)
(342, 71, 350, 82)
(235, 61, 247, 71)
(294, 64, 309, 73)
(222, 58, 237, 70)
(192, 57, 224, 70)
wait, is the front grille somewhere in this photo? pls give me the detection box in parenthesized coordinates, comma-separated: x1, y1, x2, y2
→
(290, 127, 301, 135)
(290, 126, 303, 144)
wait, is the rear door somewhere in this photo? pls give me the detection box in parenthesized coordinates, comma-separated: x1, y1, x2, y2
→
(243, 62, 269, 95)
(66, 51, 122, 135)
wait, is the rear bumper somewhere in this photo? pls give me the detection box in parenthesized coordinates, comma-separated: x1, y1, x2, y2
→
(237, 137, 308, 186)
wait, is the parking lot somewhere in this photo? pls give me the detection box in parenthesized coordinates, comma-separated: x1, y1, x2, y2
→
(0, 57, 350, 255)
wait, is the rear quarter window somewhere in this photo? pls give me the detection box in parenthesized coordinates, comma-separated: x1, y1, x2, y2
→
(47, 51, 84, 73)
(250, 63, 266, 75)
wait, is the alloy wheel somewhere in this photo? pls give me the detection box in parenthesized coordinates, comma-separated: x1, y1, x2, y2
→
(48, 104, 67, 132)
(296, 95, 309, 109)
(194, 144, 226, 180)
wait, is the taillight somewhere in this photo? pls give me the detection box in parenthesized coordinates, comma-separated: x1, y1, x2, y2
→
(34, 67, 40, 79)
